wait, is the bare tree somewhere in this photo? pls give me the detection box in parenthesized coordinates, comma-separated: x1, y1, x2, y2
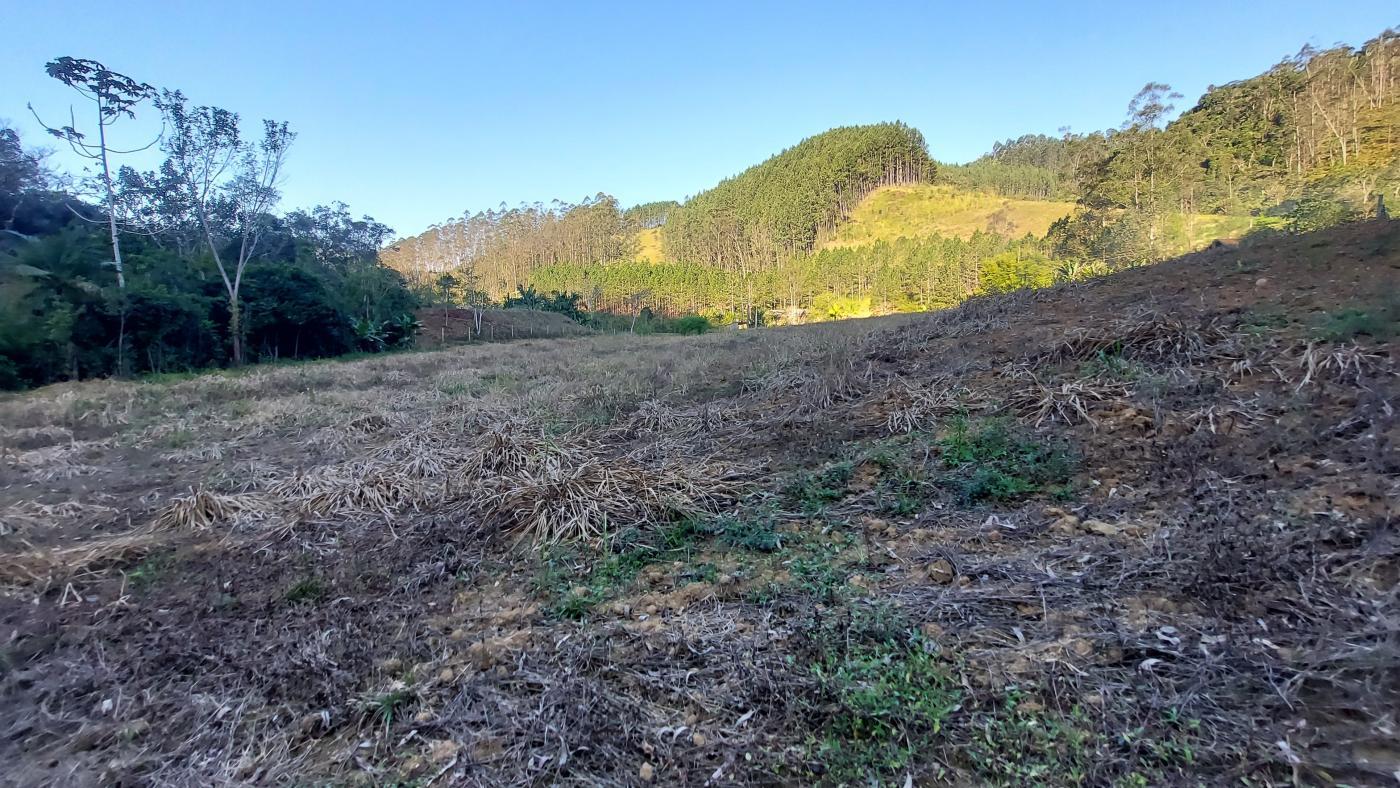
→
(30, 57, 157, 290)
(159, 91, 294, 364)
(626, 289, 652, 333)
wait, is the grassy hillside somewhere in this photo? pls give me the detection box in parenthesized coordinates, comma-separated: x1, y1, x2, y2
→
(633, 226, 666, 263)
(4, 221, 1398, 785)
(822, 184, 1077, 246)
(818, 183, 1260, 252)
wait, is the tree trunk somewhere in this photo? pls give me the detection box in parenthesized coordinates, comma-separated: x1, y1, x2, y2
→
(96, 100, 131, 377)
(230, 296, 243, 365)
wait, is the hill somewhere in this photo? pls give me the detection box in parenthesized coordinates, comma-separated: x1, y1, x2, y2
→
(4, 220, 1397, 785)
(663, 122, 934, 266)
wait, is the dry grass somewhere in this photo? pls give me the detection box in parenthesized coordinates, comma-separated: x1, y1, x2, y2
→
(1003, 365, 1133, 428)
(884, 375, 972, 434)
(479, 455, 738, 544)
(1292, 341, 1392, 389)
(4, 222, 1397, 786)
(1041, 311, 1240, 365)
(151, 488, 272, 531)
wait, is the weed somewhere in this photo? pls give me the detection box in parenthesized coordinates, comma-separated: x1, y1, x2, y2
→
(159, 428, 196, 449)
(1314, 302, 1399, 342)
(125, 554, 171, 590)
(438, 380, 471, 398)
(284, 575, 328, 604)
(534, 542, 654, 620)
(359, 685, 417, 729)
(1239, 307, 1291, 336)
(681, 561, 720, 584)
(808, 632, 958, 784)
(936, 417, 1075, 503)
(1080, 349, 1145, 380)
(785, 461, 854, 514)
(962, 692, 1207, 786)
(788, 553, 850, 603)
(710, 512, 783, 552)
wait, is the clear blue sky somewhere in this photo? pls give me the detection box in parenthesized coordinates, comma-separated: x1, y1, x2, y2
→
(4, 1, 1395, 238)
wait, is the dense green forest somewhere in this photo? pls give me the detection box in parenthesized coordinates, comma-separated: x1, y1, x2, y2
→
(1, 58, 417, 389)
(390, 30, 1398, 324)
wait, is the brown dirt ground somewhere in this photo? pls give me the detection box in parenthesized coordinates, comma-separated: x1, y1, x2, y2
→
(2, 221, 1398, 786)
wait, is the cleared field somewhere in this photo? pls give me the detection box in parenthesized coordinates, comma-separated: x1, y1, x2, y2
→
(823, 183, 1078, 246)
(634, 226, 667, 262)
(2, 222, 1398, 785)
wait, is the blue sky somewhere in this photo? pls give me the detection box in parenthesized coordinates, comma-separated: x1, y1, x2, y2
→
(4, 1, 1395, 238)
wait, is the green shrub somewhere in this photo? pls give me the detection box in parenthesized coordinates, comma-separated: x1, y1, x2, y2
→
(668, 315, 711, 335)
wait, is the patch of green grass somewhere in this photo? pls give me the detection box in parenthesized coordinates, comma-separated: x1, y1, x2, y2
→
(936, 417, 1075, 503)
(709, 512, 783, 552)
(284, 576, 329, 604)
(1079, 349, 1147, 381)
(126, 554, 171, 590)
(788, 551, 851, 603)
(360, 686, 417, 729)
(535, 511, 791, 620)
(807, 627, 959, 784)
(533, 540, 658, 621)
(961, 696, 1208, 786)
(680, 561, 720, 584)
(1239, 307, 1292, 337)
(437, 379, 472, 397)
(159, 428, 196, 449)
(1314, 302, 1400, 342)
(784, 461, 854, 514)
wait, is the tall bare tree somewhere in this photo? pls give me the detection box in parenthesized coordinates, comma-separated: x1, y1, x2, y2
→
(30, 57, 157, 291)
(159, 90, 294, 364)
(31, 58, 160, 376)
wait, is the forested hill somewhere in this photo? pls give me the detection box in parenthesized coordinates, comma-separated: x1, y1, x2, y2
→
(378, 123, 933, 296)
(382, 30, 1398, 326)
(662, 123, 934, 266)
(947, 30, 1399, 217)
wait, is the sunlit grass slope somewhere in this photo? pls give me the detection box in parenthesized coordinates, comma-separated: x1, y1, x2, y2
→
(822, 184, 1076, 247)
(635, 184, 1261, 262)
(634, 227, 666, 262)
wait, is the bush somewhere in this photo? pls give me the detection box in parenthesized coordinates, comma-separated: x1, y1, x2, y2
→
(503, 285, 584, 322)
(668, 315, 711, 335)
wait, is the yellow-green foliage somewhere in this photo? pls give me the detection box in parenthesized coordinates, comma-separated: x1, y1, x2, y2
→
(822, 184, 1076, 246)
(979, 250, 1057, 294)
(634, 227, 667, 263)
(1160, 213, 1258, 251)
(809, 293, 873, 321)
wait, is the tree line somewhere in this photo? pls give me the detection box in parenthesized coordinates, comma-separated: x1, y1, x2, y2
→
(384, 30, 1398, 329)
(525, 230, 1053, 325)
(0, 58, 417, 389)
(957, 32, 1399, 262)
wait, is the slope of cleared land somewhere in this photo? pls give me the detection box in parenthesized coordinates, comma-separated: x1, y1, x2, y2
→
(822, 183, 1078, 246)
(820, 183, 1259, 253)
(634, 226, 667, 263)
(2, 221, 1398, 786)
